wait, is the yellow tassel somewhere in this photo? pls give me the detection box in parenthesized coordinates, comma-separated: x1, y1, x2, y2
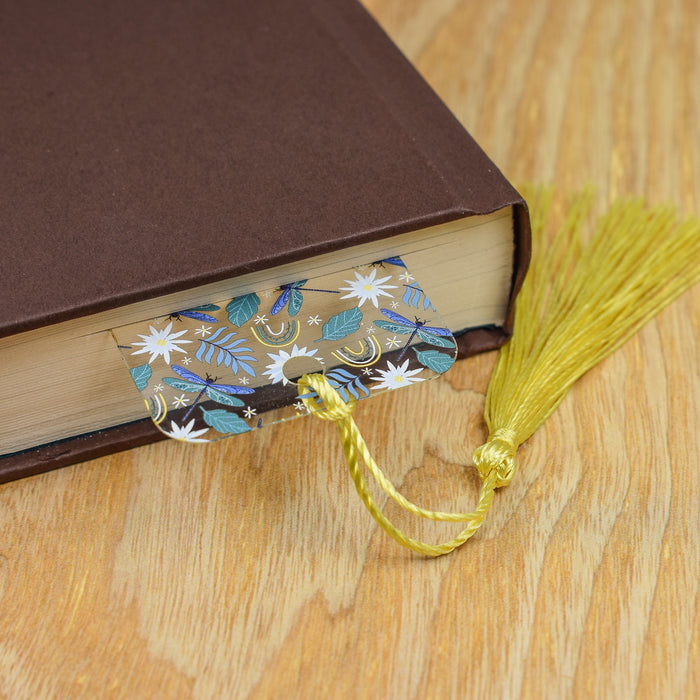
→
(475, 187, 700, 486)
(300, 188, 700, 556)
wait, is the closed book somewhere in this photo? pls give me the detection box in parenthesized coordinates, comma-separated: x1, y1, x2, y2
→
(0, 0, 530, 483)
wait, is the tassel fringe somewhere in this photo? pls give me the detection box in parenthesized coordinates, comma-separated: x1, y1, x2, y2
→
(479, 187, 700, 476)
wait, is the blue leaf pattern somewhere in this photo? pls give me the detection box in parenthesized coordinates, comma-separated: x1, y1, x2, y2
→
(326, 368, 370, 401)
(195, 326, 257, 375)
(402, 283, 435, 311)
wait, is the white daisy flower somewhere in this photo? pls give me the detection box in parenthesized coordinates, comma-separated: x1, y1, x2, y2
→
(372, 360, 425, 391)
(162, 419, 210, 443)
(243, 407, 257, 418)
(338, 268, 397, 308)
(385, 335, 401, 348)
(130, 321, 191, 364)
(263, 344, 320, 386)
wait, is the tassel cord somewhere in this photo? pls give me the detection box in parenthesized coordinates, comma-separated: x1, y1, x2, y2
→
(298, 372, 498, 557)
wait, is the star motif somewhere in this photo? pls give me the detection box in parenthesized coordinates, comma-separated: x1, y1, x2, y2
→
(172, 394, 190, 408)
(153, 383, 164, 392)
(254, 314, 269, 325)
(293, 400, 308, 413)
(307, 314, 322, 326)
(390, 301, 400, 309)
(194, 325, 212, 337)
(385, 335, 401, 348)
(182, 356, 193, 365)
(399, 272, 415, 282)
(239, 376, 250, 385)
(361, 368, 373, 375)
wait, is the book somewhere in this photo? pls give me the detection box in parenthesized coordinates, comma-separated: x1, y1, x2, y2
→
(0, 0, 530, 483)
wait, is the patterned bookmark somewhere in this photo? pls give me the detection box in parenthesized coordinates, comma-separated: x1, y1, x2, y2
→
(111, 258, 457, 442)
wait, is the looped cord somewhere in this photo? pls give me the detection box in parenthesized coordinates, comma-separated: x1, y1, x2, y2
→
(298, 372, 500, 557)
(301, 378, 356, 422)
(472, 427, 519, 487)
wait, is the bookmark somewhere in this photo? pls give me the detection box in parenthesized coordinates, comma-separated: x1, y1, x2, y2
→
(111, 258, 456, 442)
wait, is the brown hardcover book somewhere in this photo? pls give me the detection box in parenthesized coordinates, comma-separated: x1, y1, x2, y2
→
(0, 0, 530, 483)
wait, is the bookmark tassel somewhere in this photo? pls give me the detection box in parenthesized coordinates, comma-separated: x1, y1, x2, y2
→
(299, 187, 700, 556)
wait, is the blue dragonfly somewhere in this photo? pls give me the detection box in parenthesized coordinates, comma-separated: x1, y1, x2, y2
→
(163, 364, 254, 421)
(168, 304, 221, 323)
(270, 280, 339, 316)
(374, 308, 454, 360)
(372, 256, 406, 269)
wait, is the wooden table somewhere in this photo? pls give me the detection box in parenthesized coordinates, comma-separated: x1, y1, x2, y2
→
(1, 1, 698, 697)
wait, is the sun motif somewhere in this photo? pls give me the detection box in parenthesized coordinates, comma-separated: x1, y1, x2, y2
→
(130, 321, 191, 364)
(371, 360, 425, 391)
(262, 344, 321, 386)
(338, 268, 397, 308)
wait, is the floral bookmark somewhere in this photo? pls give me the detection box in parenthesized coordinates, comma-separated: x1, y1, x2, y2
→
(111, 258, 457, 442)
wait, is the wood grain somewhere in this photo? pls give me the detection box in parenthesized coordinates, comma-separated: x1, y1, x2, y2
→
(1, 0, 698, 697)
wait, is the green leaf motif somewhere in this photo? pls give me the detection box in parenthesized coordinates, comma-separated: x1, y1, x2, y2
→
(129, 364, 152, 391)
(200, 408, 251, 434)
(204, 387, 245, 407)
(413, 349, 455, 375)
(320, 307, 363, 341)
(226, 293, 261, 327)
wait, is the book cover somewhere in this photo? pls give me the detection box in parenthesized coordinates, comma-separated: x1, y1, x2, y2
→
(0, 0, 530, 482)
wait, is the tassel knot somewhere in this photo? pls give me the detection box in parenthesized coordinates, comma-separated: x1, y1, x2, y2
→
(298, 373, 356, 421)
(473, 428, 518, 487)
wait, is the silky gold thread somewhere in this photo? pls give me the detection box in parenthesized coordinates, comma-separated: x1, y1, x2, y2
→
(299, 189, 700, 557)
